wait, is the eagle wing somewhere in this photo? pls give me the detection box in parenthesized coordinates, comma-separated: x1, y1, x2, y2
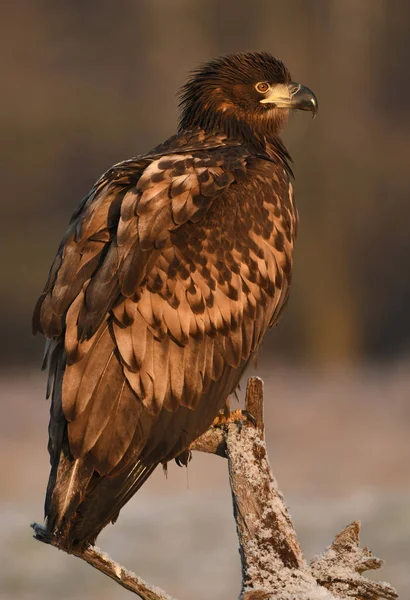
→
(34, 144, 296, 546)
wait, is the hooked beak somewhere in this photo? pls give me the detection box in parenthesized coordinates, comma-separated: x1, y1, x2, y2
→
(260, 82, 318, 118)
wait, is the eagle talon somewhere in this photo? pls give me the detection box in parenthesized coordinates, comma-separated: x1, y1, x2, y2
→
(241, 410, 257, 427)
(174, 449, 192, 467)
(211, 408, 256, 429)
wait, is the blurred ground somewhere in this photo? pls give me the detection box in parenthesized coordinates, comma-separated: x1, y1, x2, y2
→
(1, 361, 409, 600)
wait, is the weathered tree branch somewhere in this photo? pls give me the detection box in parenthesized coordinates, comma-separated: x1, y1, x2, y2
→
(226, 378, 320, 598)
(190, 423, 226, 456)
(31, 377, 397, 600)
(31, 522, 176, 600)
(219, 377, 397, 600)
(310, 521, 398, 600)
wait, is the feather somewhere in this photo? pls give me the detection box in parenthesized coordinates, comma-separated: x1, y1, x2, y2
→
(90, 381, 140, 474)
(167, 341, 185, 405)
(152, 336, 170, 408)
(62, 322, 113, 421)
(68, 347, 121, 457)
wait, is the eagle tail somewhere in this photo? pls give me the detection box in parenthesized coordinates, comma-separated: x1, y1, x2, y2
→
(66, 461, 157, 548)
(45, 448, 157, 551)
(42, 340, 94, 548)
(43, 341, 158, 551)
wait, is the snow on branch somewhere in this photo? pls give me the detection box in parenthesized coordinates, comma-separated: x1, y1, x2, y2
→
(31, 377, 397, 600)
(310, 521, 398, 600)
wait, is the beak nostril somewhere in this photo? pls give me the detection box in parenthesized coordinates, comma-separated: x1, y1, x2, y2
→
(289, 83, 301, 96)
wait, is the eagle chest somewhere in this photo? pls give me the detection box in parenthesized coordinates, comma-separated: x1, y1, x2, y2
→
(154, 171, 295, 318)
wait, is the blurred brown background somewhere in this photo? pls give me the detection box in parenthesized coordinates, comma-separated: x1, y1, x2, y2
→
(1, 1, 409, 599)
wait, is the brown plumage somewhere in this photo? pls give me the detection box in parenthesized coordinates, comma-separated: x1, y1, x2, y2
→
(33, 51, 317, 550)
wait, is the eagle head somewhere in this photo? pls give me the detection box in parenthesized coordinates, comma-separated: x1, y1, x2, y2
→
(179, 51, 317, 146)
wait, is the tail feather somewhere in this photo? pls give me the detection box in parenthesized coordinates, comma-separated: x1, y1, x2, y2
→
(43, 341, 158, 551)
(46, 454, 94, 537)
(43, 342, 95, 540)
(44, 341, 66, 519)
(46, 455, 156, 550)
(70, 461, 157, 547)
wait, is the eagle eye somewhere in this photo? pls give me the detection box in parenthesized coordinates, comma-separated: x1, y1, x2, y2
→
(255, 81, 270, 94)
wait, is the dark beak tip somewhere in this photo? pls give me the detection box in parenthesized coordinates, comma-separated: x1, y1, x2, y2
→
(304, 95, 318, 119)
(290, 82, 318, 119)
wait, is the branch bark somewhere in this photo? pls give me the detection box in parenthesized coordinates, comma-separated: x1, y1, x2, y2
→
(31, 522, 176, 600)
(31, 377, 397, 600)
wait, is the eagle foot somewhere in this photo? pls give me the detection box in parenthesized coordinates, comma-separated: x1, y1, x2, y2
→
(211, 409, 256, 430)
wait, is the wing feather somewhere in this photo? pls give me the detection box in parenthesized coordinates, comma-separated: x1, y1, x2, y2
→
(90, 381, 141, 474)
(167, 342, 185, 407)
